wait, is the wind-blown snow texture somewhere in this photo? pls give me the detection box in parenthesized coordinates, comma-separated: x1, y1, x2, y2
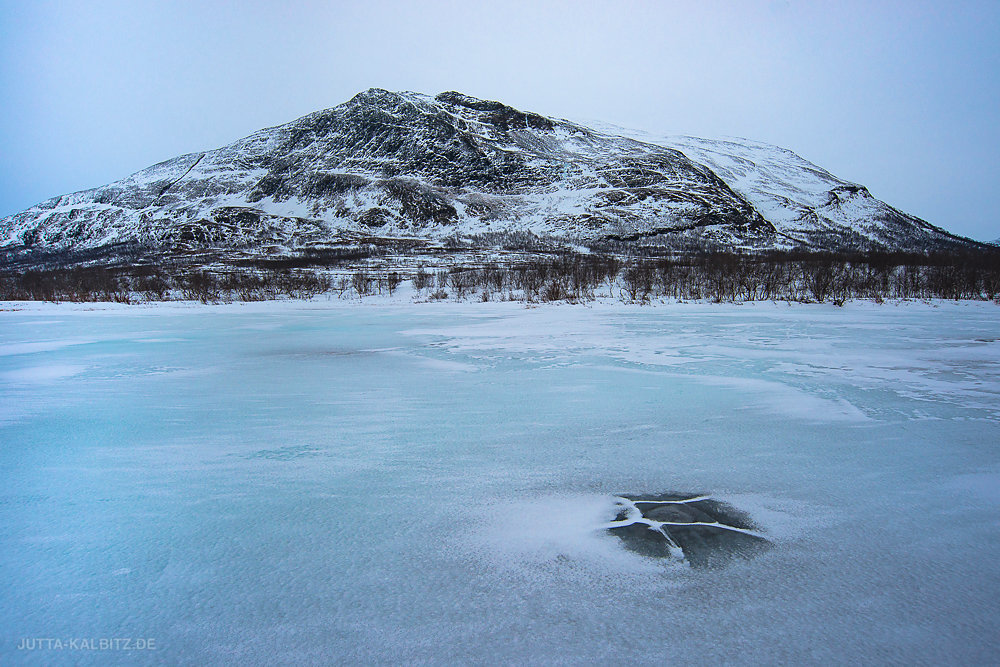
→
(0, 89, 973, 261)
(1, 300, 999, 664)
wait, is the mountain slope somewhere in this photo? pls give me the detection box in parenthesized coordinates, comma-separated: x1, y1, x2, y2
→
(0, 89, 976, 265)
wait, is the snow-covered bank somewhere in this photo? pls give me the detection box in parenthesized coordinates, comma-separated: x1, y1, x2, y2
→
(1, 300, 998, 663)
(3, 284, 1000, 311)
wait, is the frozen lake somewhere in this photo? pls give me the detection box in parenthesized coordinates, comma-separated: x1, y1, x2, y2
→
(1, 300, 999, 664)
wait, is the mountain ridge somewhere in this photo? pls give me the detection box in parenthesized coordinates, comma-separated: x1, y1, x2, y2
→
(0, 88, 980, 267)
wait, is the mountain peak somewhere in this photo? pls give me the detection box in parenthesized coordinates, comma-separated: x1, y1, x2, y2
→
(433, 91, 555, 132)
(347, 87, 406, 104)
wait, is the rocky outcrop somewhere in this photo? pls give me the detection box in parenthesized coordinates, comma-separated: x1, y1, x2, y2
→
(607, 493, 773, 569)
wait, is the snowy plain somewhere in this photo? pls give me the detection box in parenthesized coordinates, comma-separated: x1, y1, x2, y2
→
(1, 298, 999, 664)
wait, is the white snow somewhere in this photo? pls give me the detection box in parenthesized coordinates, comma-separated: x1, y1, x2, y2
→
(0, 364, 86, 384)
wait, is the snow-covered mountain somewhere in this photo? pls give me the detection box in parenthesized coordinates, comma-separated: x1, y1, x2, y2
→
(0, 89, 977, 265)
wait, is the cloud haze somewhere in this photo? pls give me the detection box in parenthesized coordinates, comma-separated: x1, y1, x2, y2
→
(2, 0, 998, 240)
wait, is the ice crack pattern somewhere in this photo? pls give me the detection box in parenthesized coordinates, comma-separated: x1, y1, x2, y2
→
(606, 493, 773, 568)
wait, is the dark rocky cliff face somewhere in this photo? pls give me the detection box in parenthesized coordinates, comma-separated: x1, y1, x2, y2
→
(0, 88, 978, 266)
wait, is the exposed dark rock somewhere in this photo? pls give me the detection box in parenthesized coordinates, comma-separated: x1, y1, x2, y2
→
(435, 91, 555, 132)
(356, 207, 393, 228)
(638, 503, 717, 524)
(608, 493, 773, 569)
(607, 522, 676, 559)
(664, 524, 772, 569)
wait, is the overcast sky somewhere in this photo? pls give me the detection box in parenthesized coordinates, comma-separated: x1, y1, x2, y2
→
(2, 0, 998, 240)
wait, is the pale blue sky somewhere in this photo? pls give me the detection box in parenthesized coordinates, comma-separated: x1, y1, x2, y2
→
(2, 0, 998, 240)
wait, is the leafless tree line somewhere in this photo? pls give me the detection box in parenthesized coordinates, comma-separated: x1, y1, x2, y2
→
(408, 252, 1000, 304)
(2, 250, 998, 304)
(0, 267, 330, 304)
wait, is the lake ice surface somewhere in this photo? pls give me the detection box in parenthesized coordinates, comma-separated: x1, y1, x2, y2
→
(1, 300, 998, 664)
